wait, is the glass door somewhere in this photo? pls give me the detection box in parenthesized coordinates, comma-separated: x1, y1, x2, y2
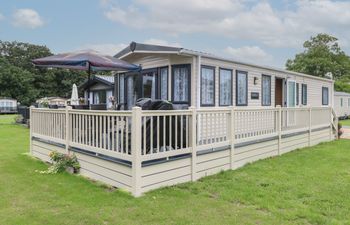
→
(142, 69, 157, 99)
(286, 80, 296, 126)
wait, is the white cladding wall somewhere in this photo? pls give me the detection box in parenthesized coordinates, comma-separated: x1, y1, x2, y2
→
(334, 94, 350, 117)
(122, 53, 334, 108)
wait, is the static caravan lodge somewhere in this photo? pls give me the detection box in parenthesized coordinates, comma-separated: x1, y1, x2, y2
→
(113, 42, 334, 110)
(334, 91, 350, 119)
(29, 42, 338, 197)
(0, 98, 17, 114)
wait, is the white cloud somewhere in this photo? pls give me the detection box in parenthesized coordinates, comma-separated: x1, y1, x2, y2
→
(102, 0, 350, 48)
(77, 43, 128, 56)
(224, 46, 273, 64)
(144, 38, 181, 47)
(0, 13, 4, 21)
(12, 9, 44, 29)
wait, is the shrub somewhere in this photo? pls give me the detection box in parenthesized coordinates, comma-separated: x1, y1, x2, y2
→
(36, 151, 80, 174)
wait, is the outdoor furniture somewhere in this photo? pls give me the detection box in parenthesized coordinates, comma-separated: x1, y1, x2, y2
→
(90, 104, 107, 110)
(72, 105, 89, 110)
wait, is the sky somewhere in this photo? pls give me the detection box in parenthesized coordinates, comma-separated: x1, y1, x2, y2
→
(1, 0, 350, 68)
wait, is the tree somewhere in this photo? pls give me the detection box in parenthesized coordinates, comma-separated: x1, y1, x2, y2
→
(0, 40, 88, 105)
(286, 33, 350, 79)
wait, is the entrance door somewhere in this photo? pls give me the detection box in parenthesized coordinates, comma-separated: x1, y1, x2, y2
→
(275, 78, 283, 107)
(286, 80, 297, 126)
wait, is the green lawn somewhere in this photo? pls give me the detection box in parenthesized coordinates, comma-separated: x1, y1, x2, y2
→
(1, 115, 350, 225)
(340, 119, 350, 127)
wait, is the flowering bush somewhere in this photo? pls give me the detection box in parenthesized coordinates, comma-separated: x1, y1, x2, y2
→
(36, 151, 80, 174)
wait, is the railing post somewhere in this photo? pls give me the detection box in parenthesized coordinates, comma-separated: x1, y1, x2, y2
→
(230, 106, 235, 169)
(277, 106, 282, 156)
(131, 106, 142, 197)
(308, 107, 312, 146)
(65, 106, 72, 154)
(189, 106, 197, 181)
(29, 106, 35, 155)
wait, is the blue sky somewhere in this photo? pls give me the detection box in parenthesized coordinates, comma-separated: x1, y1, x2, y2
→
(1, 0, 350, 68)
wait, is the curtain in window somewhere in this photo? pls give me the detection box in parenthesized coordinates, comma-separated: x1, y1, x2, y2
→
(142, 72, 156, 99)
(173, 67, 189, 102)
(93, 92, 99, 104)
(201, 67, 215, 105)
(119, 75, 125, 104)
(127, 76, 137, 109)
(262, 75, 271, 106)
(160, 67, 168, 100)
(237, 71, 247, 105)
(322, 87, 329, 105)
(219, 69, 232, 106)
(296, 83, 299, 106)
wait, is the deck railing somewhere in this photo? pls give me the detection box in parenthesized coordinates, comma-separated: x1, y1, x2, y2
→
(30, 105, 333, 196)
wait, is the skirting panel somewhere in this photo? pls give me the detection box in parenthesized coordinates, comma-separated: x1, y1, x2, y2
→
(31, 139, 132, 192)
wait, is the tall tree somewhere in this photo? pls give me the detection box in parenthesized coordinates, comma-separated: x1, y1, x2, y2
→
(0, 40, 88, 105)
(286, 33, 350, 80)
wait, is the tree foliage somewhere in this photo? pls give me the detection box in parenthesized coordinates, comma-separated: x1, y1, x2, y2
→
(286, 33, 350, 80)
(0, 41, 87, 105)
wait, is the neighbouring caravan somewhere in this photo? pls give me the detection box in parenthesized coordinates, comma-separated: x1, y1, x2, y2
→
(81, 75, 115, 109)
(0, 98, 17, 114)
(113, 42, 334, 110)
(334, 91, 350, 119)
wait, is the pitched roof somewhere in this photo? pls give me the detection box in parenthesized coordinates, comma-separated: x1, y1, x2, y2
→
(79, 74, 115, 90)
(335, 91, 350, 96)
(115, 42, 333, 83)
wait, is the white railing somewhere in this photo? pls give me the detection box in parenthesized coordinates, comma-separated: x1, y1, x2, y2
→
(68, 110, 133, 160)
(30, 106, 333, 194)
(31, 108, 66, 144)
(234, 108, 277, 140)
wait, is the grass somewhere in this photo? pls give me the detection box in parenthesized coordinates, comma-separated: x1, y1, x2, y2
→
(340, 119, 350, 127)
(1, 115, 350, 225)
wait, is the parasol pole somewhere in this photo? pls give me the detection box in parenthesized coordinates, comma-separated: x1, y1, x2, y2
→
(87, 62, 91, 106)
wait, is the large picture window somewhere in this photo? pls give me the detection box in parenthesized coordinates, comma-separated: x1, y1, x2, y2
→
(172, 64, 190, 104)
(322, 87, 329, 105)
(236, 71, 248, 106)
(302, 84, 307, 105)
(201, 66, 215, 106)
(262, 75, 271, 106)
(219, 68, 232, 106)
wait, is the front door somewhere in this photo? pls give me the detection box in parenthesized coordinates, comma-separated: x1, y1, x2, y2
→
(275, 78, 283, 107)
(142, 69, 158, 99)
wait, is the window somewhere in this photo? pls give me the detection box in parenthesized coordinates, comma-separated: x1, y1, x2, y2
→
(348, 98, 350, 108)
(172, 64, 190, 104)
(302, 84, 307, 105)
(341, 98, 343, 107)
(262, 75, 271, 106)
(93, 90, 106, 104)
(142, 69, 157, 99)
(201, 66, 215, 106)
(119, 74, 125, 104)
(287, 81, 296, 107)
(219, 68, 232, 106)
(296, 83, 299, 106)
(322, 87, 329, 105)
(159, 67, 168, 100)
(236, 71, 248, 106)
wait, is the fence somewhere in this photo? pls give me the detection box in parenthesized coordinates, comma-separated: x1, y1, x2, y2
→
(30, 106, 335, 196)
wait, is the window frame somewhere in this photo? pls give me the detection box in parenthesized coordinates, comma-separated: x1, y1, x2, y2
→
(219, 67, 233, 106)
(171, 64, 191, 105)
(261, 74, 272, 106)
(301, 84, 307, 105)
(322, 87, 329, 106)
(200, 65, 216, 107)
(235, 70, 248, 106)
